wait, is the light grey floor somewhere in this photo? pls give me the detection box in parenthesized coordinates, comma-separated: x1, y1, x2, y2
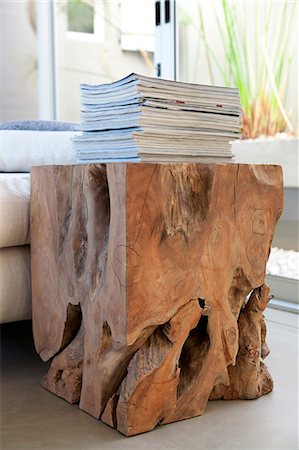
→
(1, 308, 298, 450)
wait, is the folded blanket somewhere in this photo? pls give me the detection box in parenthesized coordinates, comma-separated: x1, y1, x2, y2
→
(0, 120, 80, 131)
(0, 119, 80, 172)
(0, 129, 79, 172)
(0, 246, 31, 323)
(0, 174, 30, 248)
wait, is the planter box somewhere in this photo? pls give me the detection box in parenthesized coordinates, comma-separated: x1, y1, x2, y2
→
(266, 274, 299, 305)
(233, 137, 299, 251)
(232, 137, 299, 188)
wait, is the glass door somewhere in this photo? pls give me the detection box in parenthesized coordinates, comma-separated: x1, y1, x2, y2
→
(176, 0, 299, 311)
(176, 0, 298, 129)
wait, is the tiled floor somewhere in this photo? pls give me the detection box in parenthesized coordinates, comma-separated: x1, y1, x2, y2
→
(1, 308, 298, 450)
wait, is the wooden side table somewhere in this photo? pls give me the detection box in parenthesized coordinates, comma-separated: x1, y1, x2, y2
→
(30, 163, 283, 436)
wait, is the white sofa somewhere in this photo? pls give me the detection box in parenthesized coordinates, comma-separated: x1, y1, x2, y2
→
(0, 123, 79, 323)
(0, 174, 31, 322)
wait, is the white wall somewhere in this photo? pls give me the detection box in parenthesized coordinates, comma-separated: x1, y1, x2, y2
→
(0, 1, 38, 121)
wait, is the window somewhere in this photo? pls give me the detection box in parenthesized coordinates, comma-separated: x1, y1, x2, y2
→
(67, 0, 94, 34)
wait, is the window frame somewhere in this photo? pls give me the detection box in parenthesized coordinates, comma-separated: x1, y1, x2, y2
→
(66, 1, 105, 44)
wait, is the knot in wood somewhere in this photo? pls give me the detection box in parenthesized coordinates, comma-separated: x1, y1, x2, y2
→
(226, 327, 237, 345)
(161, 164, 213, 238)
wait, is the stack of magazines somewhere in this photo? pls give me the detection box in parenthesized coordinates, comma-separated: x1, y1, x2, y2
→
(74, 73, 241, 163)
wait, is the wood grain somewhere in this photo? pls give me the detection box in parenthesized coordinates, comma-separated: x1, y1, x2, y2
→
(30, 163, 283, 436)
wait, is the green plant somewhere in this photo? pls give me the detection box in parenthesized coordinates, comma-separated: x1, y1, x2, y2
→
(67, 0, 94, 34)
(184, 0, 297, 139)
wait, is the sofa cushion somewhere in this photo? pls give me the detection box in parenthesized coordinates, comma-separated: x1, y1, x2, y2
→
(0, 174, 30, 248)
(0, 246, 31, 323)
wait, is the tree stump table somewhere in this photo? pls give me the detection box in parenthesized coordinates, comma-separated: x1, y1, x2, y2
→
(30, 163, 283, 436)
